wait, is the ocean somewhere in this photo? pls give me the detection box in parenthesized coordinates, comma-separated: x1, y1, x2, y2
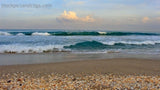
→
(0, 29, 160, 65)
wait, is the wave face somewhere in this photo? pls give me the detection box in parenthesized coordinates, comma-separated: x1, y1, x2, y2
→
(0, 31, 159, 36)
(64, 41, 107, 49)
(64, 40, 160, 50)
(0, 30, 160, 54)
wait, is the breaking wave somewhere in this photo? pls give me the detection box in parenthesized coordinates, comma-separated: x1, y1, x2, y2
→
(64, 41, 106, 49)
(32, 32, 51, 36)
(1, 30, 160, 54)
(0, 45, 70, 54)
(0, 31, 11, 36)
(0, 40, 160, 54)
(103, 41, 160, 45)
(64, 40, 160, 50)
(16, 33, 25, 36)
(0, 31, 159, 36)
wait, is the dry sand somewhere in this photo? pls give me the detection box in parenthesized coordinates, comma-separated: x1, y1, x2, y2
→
(0, 58, 160, 89)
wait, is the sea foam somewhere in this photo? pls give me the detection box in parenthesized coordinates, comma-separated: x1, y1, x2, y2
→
(103, 41, 160, 45)
(0, 31, 11, 36)
(0, 45, 69, 53)
(32, 32, 51, 36)
(98, 31, 107, 35)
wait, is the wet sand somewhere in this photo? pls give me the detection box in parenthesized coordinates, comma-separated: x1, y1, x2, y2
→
(0, 58, 160, 89)
(0, 58, 160, 75)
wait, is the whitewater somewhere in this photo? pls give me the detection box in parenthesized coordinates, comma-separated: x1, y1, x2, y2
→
(0, 29, 160, 54)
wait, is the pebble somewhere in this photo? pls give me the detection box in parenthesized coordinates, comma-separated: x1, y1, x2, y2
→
(0, 72, 160, 89)
(7, 80, 11, 83)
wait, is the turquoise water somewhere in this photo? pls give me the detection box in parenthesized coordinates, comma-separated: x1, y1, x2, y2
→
(0, 29, 160, 54)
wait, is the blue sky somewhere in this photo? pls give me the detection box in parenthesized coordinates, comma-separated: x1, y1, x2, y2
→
(0, 0, 160, 32)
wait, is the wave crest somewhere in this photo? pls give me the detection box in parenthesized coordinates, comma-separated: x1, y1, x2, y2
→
(32, 32, 51, 36)
(16, 33, 25, 36)
(0, 31, 159, 36)
(98, 31, 107, 35)
(64, 41, 107, 49)
(103, 41, 160, 45)
(64, 40, 160, 50)
(0, 31, 11, 36)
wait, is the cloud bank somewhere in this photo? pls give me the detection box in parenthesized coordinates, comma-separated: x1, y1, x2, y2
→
(56, 11, 95, 22)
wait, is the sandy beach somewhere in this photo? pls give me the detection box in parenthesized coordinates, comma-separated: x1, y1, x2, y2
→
(1, 0, 160, 88)
(0, 58, 160, 89)
(0, 58, 160, 75)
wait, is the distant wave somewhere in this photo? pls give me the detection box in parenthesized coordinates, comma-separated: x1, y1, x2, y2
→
(16, 33, 25, 36)
(0, 31, 11, 36)
(0, 31, 159, 36)
(103, 41, 160, 45)
(32, 32, 51, 36)
(98, 31, 107, 35)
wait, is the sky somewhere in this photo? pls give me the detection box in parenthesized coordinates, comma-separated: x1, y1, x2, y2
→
(0, 0, 160, 32)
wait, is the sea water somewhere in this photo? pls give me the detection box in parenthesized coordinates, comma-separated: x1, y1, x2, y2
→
(0, 29, 160, 65)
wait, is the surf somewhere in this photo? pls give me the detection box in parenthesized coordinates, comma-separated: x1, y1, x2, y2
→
(0, 31, 159, 36)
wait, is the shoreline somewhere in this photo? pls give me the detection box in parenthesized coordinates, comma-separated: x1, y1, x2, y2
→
(1, 58, 160, 75)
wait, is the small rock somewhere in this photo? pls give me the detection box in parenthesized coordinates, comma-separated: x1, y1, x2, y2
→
(17, 78, 22, 82)
(7, 80, 11, 83)
(72, 78, 76, 81)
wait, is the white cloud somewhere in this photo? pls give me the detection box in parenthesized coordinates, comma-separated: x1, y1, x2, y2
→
(142, 17, 150, 23)
(56, 10, 95, 22)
